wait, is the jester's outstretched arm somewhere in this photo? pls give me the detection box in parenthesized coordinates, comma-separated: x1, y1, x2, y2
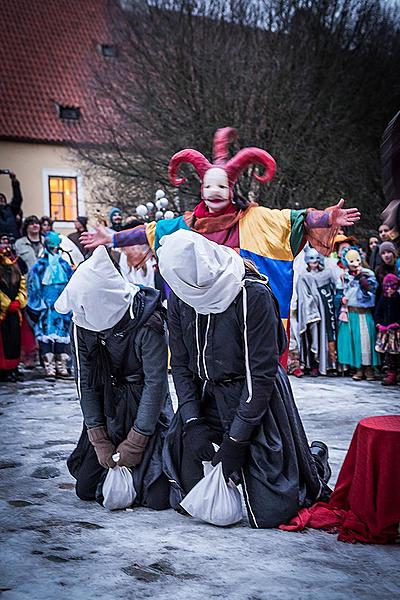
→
(80, 199, 360, 255)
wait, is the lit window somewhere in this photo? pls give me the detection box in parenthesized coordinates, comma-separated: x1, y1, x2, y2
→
(48, 176, 78, 221)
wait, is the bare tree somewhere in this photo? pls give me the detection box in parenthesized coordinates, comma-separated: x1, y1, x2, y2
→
(76, 0, 400, 232)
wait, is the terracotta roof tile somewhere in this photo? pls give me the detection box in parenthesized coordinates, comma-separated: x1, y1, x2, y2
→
(0, 0, 115, 144)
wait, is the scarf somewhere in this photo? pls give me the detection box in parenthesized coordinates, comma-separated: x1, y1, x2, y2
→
(184, 200, 256, 235)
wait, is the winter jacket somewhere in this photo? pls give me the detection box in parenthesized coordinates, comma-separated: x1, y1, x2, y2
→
(0, 179, 23, 238)
(375, 262, 400, 286)
(375, 294, 400, 327)
(72, 287, 169, 436)
(15, 236, 44, 271)
(168, 272, 287, 441)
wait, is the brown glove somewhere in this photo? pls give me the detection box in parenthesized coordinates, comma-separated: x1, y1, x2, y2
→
(116, 428, 149, 468)
(87, 426, 117, 469)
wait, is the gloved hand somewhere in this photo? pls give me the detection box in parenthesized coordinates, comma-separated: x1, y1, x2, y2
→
(211, 434, 250, 480)
(8, 300, 21, 312)
(183, 418, 215, 461)
(117, 428, 149, 468)
(87, 426, 117, 469)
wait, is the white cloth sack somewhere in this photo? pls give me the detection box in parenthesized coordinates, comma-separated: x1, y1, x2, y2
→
(157, 229, 245, 314)
(102, 454, 136, 511)
(180, 461, 243, 526)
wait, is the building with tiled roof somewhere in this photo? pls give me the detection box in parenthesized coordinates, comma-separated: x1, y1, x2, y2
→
(0, 0, 116, 228)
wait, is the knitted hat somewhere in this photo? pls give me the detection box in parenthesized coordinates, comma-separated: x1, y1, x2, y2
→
(379, 241, 397, 256)
(383, 273, 399, 291)
(109, 207, 121, 221)
(77, 216, 88, 229)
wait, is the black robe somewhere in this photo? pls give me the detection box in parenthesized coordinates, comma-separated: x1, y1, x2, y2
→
(67, 287, 172, 510)
(163, 273, 322, 528)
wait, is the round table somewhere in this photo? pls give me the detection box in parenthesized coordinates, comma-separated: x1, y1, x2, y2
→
(280, 415, 400, 543)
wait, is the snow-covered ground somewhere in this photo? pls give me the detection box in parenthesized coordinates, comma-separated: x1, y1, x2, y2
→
(0, 371, 399, 600)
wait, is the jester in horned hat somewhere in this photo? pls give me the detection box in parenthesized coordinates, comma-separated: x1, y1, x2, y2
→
(82, 128, 360, 334)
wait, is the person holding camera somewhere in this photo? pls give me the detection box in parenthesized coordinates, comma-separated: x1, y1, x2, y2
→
(0, 234, 28, 382)
(0, 170, 23, 239)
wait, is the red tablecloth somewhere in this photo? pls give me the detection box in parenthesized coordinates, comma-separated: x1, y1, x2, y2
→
(280, 415, 400, 544)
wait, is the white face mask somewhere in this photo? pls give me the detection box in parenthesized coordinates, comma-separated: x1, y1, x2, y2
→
(346, 249, 362, 270)
(202, 167, 231, 212)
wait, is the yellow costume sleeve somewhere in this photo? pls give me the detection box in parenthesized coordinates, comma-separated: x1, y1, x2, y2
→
(145, 221, 157, 252)
(0, 290, 11, 320)
(17, 277, 28, 310)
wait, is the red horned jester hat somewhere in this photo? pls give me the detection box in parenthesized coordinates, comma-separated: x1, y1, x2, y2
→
(168, 127, 277, 202)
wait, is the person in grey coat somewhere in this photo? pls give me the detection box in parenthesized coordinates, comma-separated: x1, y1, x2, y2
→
(55, 245, 172, 510)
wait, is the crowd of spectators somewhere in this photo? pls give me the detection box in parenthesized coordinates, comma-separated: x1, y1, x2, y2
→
(290, 223, 400, 385)
(0, 176, 160, 382)
(0, 171, 399, 386)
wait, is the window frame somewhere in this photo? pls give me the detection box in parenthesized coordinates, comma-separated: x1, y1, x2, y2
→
(42, 168, 85, 228)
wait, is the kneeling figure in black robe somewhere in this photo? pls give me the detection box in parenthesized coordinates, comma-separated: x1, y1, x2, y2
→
(158, 230, 330, 528)
(55, 245, 172, 510)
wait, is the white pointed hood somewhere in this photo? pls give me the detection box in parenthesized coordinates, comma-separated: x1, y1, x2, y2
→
(55, 245, 139, 331)
(157, 230, 245, 314)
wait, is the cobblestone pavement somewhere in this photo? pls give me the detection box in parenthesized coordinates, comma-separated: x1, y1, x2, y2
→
(0, 370, 399, 600)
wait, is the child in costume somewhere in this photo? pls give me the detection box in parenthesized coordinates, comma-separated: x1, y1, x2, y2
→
(296, 246, 337, 376)
(27, 232, 73, 381)
(336, 246, 379, 380)
(374, 273, 400, 386)
(81, 128, 360, 346)
(329, 234, 356, 318)
(0, 234, 28, 381)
